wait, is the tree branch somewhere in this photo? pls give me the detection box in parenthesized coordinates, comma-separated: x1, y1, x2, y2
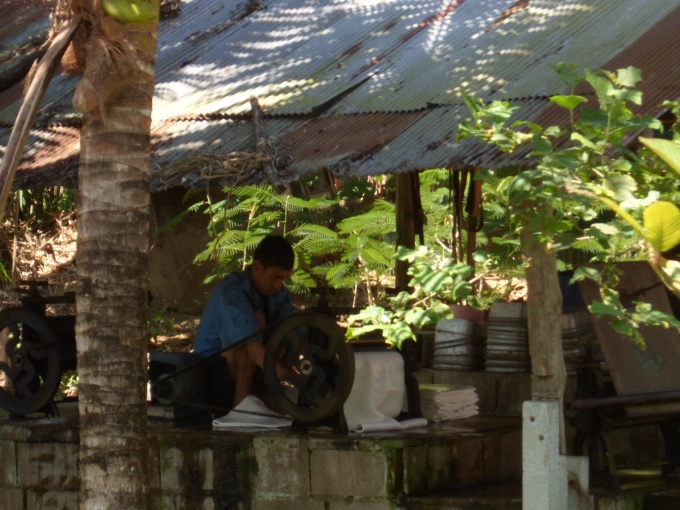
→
(0, 14, 83, 218)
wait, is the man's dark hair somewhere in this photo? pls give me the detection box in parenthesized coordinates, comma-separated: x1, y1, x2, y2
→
(253, 235, 295, 270)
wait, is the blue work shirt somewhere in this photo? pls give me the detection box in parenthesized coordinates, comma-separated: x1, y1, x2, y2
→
(194, 267, 294, 357)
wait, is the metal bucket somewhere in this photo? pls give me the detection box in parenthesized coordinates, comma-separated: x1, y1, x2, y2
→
(433, 318, 485, 371)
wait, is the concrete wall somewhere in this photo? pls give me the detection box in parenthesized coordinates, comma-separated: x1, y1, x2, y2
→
(149, 188, 216, 315)
(0, 416, 521, 510)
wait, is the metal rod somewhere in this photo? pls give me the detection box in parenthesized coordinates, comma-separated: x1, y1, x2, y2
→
(157, 318, 282, 381)
(569, 389, 680, 411)
(167, 399, 287, 419)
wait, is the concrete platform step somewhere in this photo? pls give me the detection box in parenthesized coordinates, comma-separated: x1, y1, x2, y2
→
(242, 415, 523, 506)
(407, 478, 521, 510)
(406, 471, 680, 510)
(590, 470, 680, 510)
(0, 404, 524, 509)
(395, 416, 523, 494)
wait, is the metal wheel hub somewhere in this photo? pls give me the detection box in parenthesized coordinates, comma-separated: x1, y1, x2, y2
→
(0, 308, 62, 415)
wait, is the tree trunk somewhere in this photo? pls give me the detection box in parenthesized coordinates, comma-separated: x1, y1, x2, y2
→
(521, 210, 567, 450)
(75, 4, 159, 508)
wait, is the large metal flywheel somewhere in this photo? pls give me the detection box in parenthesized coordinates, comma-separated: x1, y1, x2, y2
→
(0, 307, 62, 415)
(264, 311, 354, 423)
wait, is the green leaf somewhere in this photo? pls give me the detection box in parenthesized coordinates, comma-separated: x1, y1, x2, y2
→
(610, 157, 632, 172)
(396, 245, 420, 262)
(615, 66, 642, 88)
(347, 306, 390, 325)
(639, 137, 680, 176)
(609, 319, 638, 338)
(449, 280, 473, 301)
(588, 223, 620, 236)
(585, 69, 615, 107)
(419, 271, 454, 294)
(603, 174, 637, 202)
(612, 88, 642, 106)
(103, 0, 158, 22)
(643, 201, 680, 253)
(550, 94, 587, 110)
(589, 300, 624, 318)
(551, 62, 583, 87)
(362, 247, 392, 267)
(579, 107, 610, 127)
(345, 324, 385, 340)
(571, 132, 597, 150)
(571, 266, 601, 283)
(404, 308, 431, 328)
(508, 170, 540, 195)
(382, 323, 415, 348)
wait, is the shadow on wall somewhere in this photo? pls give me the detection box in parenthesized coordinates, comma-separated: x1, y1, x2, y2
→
(149, 187, 215, 315)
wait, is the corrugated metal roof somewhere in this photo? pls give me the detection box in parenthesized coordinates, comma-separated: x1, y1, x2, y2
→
(1, 0, 680, 191)
(0, 0, 53, 92)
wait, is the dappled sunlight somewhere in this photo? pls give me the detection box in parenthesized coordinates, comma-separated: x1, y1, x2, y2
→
(152, 0, 472, 119)
(150, 0, 608, 122)
(136, 0, 680, 184)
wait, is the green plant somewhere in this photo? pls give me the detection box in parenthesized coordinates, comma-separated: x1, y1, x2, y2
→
(457, 63, 680, 345)
(55, 370, 78, 401)
(147, 309, 177, 343)
(13, 187, 75, 225)
(633, 135, 680, 295)
(192, 183, 335, 292)
(191, 179, 399, 304)
(309, 199, 396, 306)
(346, 245, 473, 348)
(188, 166, 527, 315)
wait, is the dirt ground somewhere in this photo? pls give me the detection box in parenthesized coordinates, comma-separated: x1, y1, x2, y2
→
(0, 212, 198, 353)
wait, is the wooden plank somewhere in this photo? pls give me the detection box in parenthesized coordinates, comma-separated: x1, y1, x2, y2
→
(578, 261, 680, 417)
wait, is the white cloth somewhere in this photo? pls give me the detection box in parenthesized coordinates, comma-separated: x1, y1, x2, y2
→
(354, 417, 428, 433)
(419, 384, 480, 422)
(343, 351, 429, 433)
(212, 395, 292, 430)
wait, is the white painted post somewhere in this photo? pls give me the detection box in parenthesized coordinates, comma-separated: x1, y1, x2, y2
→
(566, 455, 593, 510)
(523, 400, 567, 510)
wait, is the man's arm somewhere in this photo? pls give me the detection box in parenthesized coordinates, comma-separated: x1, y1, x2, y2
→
(248, 309, 295, 380)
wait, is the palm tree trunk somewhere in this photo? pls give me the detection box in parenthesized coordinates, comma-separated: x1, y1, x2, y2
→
(75, 5, 159, 508)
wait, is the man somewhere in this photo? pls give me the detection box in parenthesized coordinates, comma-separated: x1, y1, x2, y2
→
(194, 235, 296, 408)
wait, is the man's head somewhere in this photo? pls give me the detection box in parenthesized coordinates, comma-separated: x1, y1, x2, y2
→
(251, 235, 294, 295)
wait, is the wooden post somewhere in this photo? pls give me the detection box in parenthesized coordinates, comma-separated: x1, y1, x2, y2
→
(395, 172, 417, 291)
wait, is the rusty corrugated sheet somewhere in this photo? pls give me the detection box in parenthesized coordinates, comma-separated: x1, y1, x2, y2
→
(1, 0, 680, 191)
(10, 124, 80, 189)
(0, 0, 54, 93)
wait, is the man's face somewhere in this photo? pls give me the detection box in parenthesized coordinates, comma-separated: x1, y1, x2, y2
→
(251, 260, 292, 295)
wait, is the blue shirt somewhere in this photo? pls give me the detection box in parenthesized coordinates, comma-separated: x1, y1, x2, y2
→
(194, 267, 294, 357)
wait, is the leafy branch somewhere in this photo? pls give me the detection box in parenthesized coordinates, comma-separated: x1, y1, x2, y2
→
(458, 63, 680, 344)
(346, 246, 473, 349)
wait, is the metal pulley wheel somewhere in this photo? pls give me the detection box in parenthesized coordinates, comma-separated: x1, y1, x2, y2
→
(264, 311, 354, 423)
(0, 307, 62, 415)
